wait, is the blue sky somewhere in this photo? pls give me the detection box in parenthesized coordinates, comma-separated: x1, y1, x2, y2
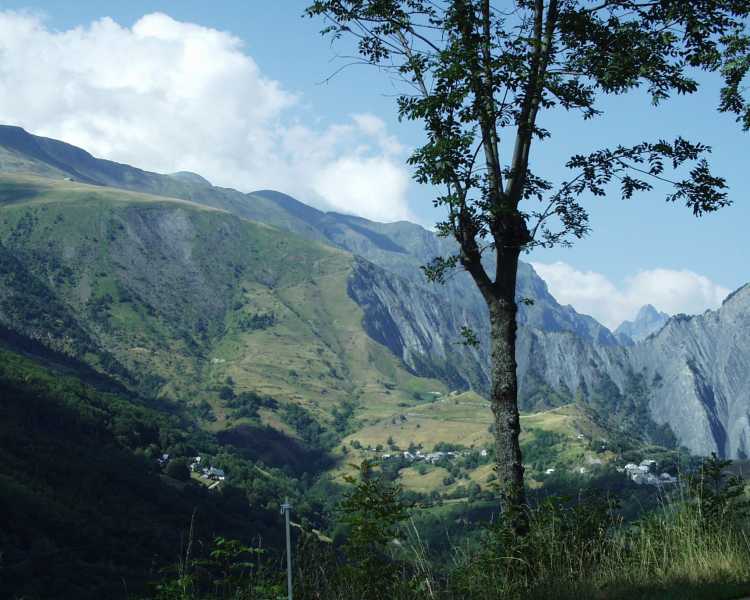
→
(0, 1, 745, 326)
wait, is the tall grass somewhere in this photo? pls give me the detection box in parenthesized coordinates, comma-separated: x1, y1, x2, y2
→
(148, 457, 750, 600)
(444, 496, 750, 600)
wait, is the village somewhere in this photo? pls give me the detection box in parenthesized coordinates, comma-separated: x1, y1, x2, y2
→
(157, 453, 226, 489)
(379, 448, 489, 464)
(356, 442, 678, 488)
(618, 459, 679, 486)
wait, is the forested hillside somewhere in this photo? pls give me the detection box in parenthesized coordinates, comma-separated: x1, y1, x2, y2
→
(0, 333, 303, 599)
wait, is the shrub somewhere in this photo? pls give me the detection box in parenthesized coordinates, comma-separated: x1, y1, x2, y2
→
(165, 458, 191, 482)
(336, 460, 413, 600)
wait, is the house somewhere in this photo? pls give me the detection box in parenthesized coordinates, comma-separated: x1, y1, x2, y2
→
(626, 464, 677, 486)
(480, 449, 488, 457)
(426, 452, 445, 463)
(659, 472, 678, 484)
(633, 472, 662, 486)
(158, 453, 170, 466)
(207, 467, 226, 480)
(545, 468, 556, 475)
(624, 463, 649, 475)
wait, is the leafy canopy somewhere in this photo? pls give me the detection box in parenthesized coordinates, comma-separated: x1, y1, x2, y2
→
(307, 0, 747, 291)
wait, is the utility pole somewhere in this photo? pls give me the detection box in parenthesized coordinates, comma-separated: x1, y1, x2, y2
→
(281, 497, 293, 600)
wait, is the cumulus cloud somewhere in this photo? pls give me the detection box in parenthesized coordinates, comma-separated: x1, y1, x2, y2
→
(0, 11, 416, 222)
(530, 261, 731, 329)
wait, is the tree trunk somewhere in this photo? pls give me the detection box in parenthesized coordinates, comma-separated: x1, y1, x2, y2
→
(487, 253, 527, 534)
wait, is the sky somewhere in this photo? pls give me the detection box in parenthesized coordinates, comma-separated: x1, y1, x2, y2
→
(0, 1, 746, 328)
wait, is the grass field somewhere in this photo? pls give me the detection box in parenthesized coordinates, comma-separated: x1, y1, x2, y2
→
(334, 396, 615, 494)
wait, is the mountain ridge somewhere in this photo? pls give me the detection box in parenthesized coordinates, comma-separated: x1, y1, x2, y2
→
(0, 125, 623, 394)
(2, 126, 749, 458)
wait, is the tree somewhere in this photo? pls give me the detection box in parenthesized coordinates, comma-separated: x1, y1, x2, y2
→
(306, 0, 748, 531)
(166, 457, 191, 481)
(339, 460, 411, 599)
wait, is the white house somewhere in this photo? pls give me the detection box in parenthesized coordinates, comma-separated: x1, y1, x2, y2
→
(426, 452, 445, 463)
(207, 467, 226, 480)
(659, 472, 678, 484)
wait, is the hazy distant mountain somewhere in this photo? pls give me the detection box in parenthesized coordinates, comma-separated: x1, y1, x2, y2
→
(615, 305, 670, 342)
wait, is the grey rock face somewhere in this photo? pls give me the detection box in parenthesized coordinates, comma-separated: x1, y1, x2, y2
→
(347, 257, 488, 391)
(628, 287, 750, 457)
(615, 304, 670, 342)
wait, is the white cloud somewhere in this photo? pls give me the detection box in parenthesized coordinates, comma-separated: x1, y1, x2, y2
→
(530, 261, 731, 329)
(0, 11, 416, 222)
(313, 156, 411, 221)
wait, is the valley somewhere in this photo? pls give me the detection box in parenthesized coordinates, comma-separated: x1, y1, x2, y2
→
(0, 126, 745, 598)
(2, 2, 748, 597)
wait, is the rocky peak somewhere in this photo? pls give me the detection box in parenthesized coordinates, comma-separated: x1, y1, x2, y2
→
(615, 304, 670, 342)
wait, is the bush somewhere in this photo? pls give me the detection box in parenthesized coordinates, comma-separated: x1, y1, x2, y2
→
(165, 458, 191, 481)
(336, 460, 414, 600)
(687, 453, 750, 527)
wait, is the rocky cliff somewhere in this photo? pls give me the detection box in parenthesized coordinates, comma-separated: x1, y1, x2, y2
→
(629, 288, 750, 456)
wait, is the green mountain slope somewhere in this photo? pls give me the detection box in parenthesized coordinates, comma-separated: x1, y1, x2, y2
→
(0, 173, 446, 431)
(0, 125, 623, 400)
(0, 124, 328, 241)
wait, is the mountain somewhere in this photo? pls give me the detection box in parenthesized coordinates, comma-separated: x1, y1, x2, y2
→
(2, 125, 749, 460)
(628, 288, 750, 457)
(0, 124, 620, 400)
(0, 173, 448, 425)
(615, 304, 670, 342)
(526, 291, 750, 458)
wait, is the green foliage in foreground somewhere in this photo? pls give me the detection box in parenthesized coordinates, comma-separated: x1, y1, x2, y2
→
(149, 454, 750, 600)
